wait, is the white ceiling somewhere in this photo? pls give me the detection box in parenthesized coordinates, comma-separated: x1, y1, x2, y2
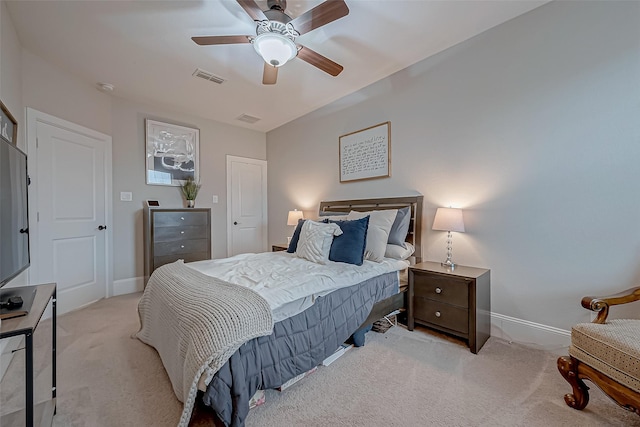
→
(6, 0, 547, 132)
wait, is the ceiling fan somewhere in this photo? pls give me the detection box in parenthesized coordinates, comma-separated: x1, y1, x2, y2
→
(192, 0, 349, 85)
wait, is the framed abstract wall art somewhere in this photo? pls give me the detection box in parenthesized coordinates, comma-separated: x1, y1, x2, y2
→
(0, 101, 17, 145)
(145, 119, 199, 186)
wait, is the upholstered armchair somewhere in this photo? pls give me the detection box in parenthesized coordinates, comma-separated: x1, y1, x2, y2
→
(558, 286, 640, 415)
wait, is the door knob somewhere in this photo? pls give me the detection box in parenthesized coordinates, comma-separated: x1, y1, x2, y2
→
(233, 221, 238, 225)
(98, 225, 107, 230)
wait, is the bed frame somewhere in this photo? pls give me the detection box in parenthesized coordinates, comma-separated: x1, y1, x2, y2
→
(319, 195, 424, 330)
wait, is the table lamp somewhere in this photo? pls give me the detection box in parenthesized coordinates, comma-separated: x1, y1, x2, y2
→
(432, 207, 465, 269)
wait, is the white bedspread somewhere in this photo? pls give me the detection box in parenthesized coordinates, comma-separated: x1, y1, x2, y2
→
(187, 251, 409, 322)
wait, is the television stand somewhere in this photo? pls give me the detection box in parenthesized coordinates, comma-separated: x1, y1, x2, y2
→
(0, 286, 37, 320)
(0, 283, 57, 427)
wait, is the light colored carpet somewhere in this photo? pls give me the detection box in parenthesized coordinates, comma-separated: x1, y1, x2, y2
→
(3, 292, 639, 426)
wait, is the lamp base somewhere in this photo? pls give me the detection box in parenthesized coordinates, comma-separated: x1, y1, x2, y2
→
(441, 260, 456, 270)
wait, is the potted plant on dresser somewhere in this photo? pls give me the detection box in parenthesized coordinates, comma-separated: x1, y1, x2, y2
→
(181, 177, 201, 208)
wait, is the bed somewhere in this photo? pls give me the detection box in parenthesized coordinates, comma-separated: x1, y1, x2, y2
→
(136, 195, 423, 427)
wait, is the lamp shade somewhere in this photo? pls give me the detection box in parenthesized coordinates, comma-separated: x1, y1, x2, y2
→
(287, 209, 304, 226)
(432, 208, 465, 232)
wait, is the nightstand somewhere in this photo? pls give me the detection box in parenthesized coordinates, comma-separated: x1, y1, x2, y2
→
(408, 261, 490, 354)
(271, 244, 288, 252)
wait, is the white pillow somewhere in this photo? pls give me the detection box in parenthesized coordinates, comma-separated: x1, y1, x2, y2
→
(347, 209, 397, 262)
(385, 242, 415, 260)
(296, 220, 343, 264)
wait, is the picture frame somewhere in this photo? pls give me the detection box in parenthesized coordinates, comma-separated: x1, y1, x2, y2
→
(339, 121, 391, 183)
(145, 119, 199, 186)
(0, 101, 18, 145)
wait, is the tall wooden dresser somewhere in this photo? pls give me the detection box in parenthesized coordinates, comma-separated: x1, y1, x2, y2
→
(143, 207, 212, 285)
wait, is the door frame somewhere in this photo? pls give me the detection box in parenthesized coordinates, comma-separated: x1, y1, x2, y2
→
(26, 108, 113, 297)
(226, 155, 268, 256)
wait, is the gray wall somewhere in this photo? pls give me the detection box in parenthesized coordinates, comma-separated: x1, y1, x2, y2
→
(21, 50, 112, 137)
(266, 1, 640, 332)
(110, 97, 265, 283)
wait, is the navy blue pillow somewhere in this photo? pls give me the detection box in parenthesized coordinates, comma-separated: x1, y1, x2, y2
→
(286, 219, 306, 253)
(323, 216, 369, 266)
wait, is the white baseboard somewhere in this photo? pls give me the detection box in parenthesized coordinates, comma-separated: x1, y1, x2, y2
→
(491, 312, 571, 355)
(112, 277, 144, 296)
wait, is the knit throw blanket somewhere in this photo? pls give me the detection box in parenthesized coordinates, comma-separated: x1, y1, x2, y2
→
(136, 260, 274, 427)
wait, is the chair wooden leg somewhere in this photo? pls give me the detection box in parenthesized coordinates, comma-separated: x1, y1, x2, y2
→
(558, 355, 590, 410)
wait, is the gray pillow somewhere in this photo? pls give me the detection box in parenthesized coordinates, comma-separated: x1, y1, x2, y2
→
(387, 206, 411, 248)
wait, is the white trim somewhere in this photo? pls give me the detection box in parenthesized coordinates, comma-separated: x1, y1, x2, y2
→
(490, 312, 571, 355)
(226, 155, 268, 256)
(25, 108, 113, 299)
(112, 277, 144, 296)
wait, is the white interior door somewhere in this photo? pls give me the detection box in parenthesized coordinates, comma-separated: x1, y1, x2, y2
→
(28, 109, 112, 314)
(227, 155, 267, 256)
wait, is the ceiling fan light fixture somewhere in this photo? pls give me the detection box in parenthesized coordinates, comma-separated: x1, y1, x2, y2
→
(253, 32, 297, 67)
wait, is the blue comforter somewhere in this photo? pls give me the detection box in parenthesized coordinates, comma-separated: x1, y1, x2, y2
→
(201, 271, 398, 426)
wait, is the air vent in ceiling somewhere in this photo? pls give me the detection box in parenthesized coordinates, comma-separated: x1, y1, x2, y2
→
(236, 114, 261, 124)
(192, 68, 226, 84)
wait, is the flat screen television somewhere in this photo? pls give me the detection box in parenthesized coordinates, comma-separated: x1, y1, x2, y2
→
(0, 137, 30, 287)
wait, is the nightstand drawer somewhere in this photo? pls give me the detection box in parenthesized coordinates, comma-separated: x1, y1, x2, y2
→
(413, 273, 469, 308)
(414, 297, 469, 334)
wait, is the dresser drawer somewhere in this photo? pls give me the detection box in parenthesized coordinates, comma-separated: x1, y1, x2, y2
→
(413, 272, 469, 308)
(153, 225, 209, 242)
(414, 297, 469, 334)
(154, 238, 210, 257)
(153, 252, 210, 270)
(153, 211, 209, 227)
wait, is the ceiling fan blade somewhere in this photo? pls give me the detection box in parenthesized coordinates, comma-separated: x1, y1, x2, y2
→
(192, 35, 251, 46)
(297, 46, 343, 77)
(290, 0, 349, 35)
(263, 63, 278, 85)
(237, 0, 268, 22)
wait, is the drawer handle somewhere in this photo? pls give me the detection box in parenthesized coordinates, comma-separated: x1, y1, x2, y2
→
(435, 287, 442, 294)
(181, 245, 185, 249)
(181, 231, 185, 234)
(435, 311, 441, 318)
(181, 217, 185, 220)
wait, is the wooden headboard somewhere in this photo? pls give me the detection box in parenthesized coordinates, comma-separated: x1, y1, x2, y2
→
(319, 195, 423, 263)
